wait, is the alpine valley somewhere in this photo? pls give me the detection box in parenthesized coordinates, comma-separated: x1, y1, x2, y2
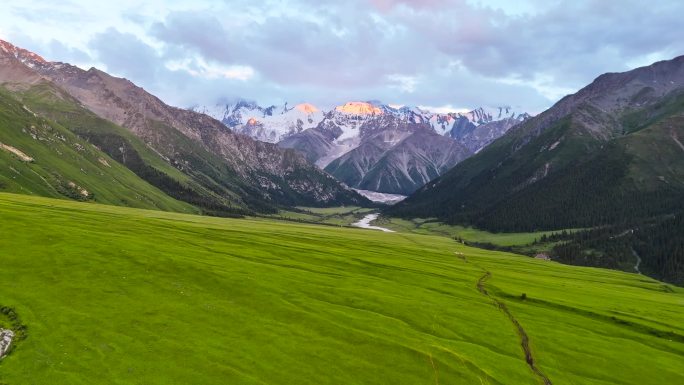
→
(1, 5, 684, 385)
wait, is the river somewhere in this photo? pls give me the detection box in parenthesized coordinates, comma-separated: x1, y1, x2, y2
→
(351, 213, 395, 232)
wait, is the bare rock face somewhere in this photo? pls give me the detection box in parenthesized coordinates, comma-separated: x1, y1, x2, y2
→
(449, 114, 530, 153)
(0, 39, 368, 209)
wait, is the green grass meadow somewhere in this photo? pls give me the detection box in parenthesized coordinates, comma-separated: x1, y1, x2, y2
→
(271, 206, 374, 226)
(0, 193, 682, 384)
(377, 217, 570, 247)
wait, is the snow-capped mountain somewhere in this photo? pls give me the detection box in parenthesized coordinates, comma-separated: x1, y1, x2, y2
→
(448, 110, 531, 153)
(193, 100, 324, 143)
(194, 98, 529, 195)
(279, 102, 472, 194)
(424, 106, 524, 136)
(302, 101, 392, 167)
(196, 100, 527, 150)
(392, 105, 530, 152)
(277, 101, 528, 164)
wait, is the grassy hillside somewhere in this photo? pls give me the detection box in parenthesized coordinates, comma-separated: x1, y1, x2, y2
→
(0, 87, 194, 213)
(0, 192, 682, 384)
(9, 83, 255, 216)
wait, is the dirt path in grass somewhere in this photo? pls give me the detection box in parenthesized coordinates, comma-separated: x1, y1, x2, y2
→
(477, 271, 552, 385)
(0, 329, 14, 358)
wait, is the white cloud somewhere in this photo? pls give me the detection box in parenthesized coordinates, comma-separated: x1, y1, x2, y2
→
(2, 0, 682, 112)
(625, 51, 673, 71)
(166, 58, 255, 81)
(387, 74, 418, 93)
(496, 74, 574, 104)
(418, 105, 471, 114)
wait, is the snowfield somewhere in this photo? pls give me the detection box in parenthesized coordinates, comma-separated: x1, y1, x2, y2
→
(352, 189, 406, 205)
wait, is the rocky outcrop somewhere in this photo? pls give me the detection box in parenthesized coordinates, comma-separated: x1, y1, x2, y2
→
(0, 329, 14, 358)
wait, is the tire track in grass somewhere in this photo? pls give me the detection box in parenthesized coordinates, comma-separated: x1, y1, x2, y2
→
(477, 271, 552, 385)
(428, 352, 439, 385)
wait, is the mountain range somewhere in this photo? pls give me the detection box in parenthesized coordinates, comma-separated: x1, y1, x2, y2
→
(197, 100, 528, 194)
(0, 39, 369, 215)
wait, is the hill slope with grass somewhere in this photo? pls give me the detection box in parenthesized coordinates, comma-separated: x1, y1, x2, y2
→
(0, 87, 194, 212)
(0, 192, 682, 385)
(5, 80, 265, 215)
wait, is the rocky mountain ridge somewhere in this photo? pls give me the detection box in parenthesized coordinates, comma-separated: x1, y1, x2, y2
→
(198, 100, 528, 152)
(198, 99, 528, 194)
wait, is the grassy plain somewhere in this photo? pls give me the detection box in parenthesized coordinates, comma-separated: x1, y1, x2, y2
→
(0, 193, 682, 385)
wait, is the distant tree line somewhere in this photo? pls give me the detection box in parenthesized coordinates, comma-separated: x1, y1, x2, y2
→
(550, 214, 684, 285)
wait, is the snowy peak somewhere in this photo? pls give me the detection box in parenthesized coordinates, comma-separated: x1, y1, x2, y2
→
(0, 39, 48, 66)
(335, 101, 384, 116)
(193, 100, 325, 143)
(422, 106, 527, 136)
(193, 98, 529, 155)
(465, 106, 522, 124)
(294, 103, 319, 114)
(232, 99, 260, 112)
(318, 101, 396, 144)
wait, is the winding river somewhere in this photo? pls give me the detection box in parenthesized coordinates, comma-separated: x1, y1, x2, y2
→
(351, 213, 395, 232)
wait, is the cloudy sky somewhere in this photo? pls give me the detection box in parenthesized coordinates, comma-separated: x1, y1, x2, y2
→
(1, 0, 682, 113)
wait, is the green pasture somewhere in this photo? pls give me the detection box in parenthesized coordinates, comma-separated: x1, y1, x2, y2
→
(0, 193, 681, 384)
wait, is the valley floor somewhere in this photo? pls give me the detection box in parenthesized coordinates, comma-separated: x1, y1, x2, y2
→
(0, 193, 682, 384)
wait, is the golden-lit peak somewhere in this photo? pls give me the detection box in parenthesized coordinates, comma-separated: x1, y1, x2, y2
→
(294, 103, 319, 114)
(246, 117, 258, 125)
(0, 39, 48, 63)
(335, 102, 383, 115)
